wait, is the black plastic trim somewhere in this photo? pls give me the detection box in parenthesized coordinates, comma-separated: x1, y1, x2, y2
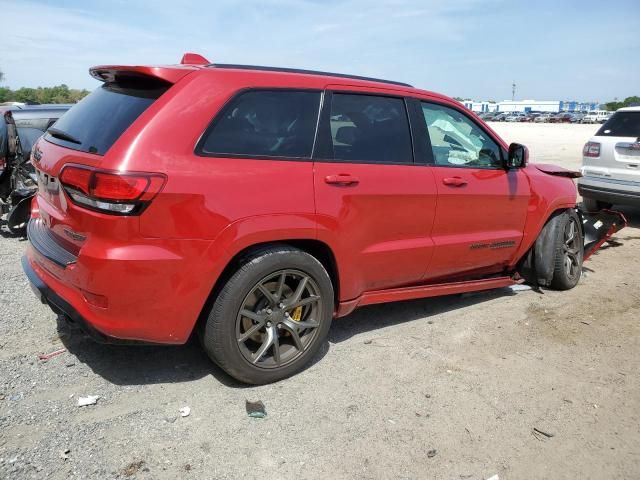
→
(578, 184, 640, 207)
(209, 64, 413, 87)
(22, 256, 159, 345)
(27, 218, 77, 267)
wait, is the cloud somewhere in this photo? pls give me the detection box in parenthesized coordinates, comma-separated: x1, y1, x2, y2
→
(0, 0, 638, 101)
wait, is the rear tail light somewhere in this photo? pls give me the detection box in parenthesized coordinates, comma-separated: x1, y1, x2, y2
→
(583, 141, 600, 158)
(59, 165, 166, 215)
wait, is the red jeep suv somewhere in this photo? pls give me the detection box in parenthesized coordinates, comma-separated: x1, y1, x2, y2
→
(22, 54, 624, 383)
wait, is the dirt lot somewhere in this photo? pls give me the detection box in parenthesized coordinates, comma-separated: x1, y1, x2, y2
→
(1, 123, 639, 479)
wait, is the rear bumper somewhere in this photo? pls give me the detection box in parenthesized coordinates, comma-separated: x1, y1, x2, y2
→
(578, 182, 640, 207)
(23, 218, 220, 344)
(22, 255, 119, 344)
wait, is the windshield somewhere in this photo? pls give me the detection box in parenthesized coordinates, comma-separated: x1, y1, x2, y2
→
(45, 80, 169, 155)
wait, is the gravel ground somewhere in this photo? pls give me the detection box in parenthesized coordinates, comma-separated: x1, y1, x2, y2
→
(1, 123, 639, 480)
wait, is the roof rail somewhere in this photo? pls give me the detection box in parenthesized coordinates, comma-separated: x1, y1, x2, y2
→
(209, 64, 412, 88)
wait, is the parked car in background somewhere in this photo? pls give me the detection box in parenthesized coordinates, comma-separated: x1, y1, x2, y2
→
(493, 112, 509, 122)
(570, 113, 585, 123)
(534, 113, 553, 123)
(579, 106, 640, 210)
(482, 112, 500, 121)
(505, 112, 525, 122)
(22, 54, 625, 384)
(520, 113, 540, 122)
(582, 111, 611, 124)
(549, 113, 573, 123)
(0, 105, 70, 234)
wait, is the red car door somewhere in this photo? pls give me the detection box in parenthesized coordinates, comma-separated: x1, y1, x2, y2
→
(314, 88, 438, 300)
(418, 101, 530, 280)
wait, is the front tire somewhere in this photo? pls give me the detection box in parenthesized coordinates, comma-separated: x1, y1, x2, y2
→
(550, 211, 584, 290)
(200, 245, 334, 384)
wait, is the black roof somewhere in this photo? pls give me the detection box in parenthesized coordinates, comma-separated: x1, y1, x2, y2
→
(209, 64, 412, 88)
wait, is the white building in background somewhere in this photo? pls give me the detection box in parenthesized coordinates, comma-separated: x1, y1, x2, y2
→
(461, 99, 600, 113)
(461, 101, 498, 113)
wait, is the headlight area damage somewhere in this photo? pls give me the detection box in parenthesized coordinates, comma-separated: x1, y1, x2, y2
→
(518, 208, 627, 287)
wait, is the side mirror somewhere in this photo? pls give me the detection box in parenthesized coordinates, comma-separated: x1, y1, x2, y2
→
(506, 143, 528, 169)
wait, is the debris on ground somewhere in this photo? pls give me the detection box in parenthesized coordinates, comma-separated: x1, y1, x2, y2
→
(364, 339, 373, 344)
(179, 406, 191, 417)
(77, 395, 100, 407)
(122, 460, 145, 477)
(246, 400, 267, 418)
(60, 449, 70, 461)
(486, 475, 499, 480)
(509, 284, 532, 292)
(427, 449, 437, 458)
(532, 427, 555, 440)
(37, 348, 66, 361)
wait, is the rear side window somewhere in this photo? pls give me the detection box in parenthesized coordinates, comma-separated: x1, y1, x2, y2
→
(0, 120, 6, 158)
(46, 79, 168, 155)
(596, 112, 640, 137)
(328, 93, 413, 163)
(200, 90, 321, 158)
(16, 127, 45, 158)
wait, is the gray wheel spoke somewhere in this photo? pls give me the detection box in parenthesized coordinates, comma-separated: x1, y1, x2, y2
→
(257, 283, 278, 306)
(274, 273, 287, 302)
(281, 322, 305, 351)
(290, 276, 309, 304)
(272, 334, 281, 366)
(240, 309, 265, 322)
(237, 320, 265, 343)
(252, 326, 275, 364)
(283, 317, 319, 331)
(287, 295, 320, 310)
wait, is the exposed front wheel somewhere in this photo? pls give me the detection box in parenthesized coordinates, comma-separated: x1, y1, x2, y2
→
(550, 211, 584, 290)
(200, 246, 334, 384)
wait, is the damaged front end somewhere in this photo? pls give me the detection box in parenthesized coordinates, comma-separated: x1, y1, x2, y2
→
(518, 208, 627, 287)
(578, 208, 627, 260)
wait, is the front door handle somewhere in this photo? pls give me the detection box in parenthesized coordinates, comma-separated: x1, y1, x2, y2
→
(442, 176, 467, 187)
(325, 174, 359, 186)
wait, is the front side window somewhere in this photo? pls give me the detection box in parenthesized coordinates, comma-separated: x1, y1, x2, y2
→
(200, 90, 321, 158)
(328, 93, 413, 164)
(421, 102, 502, 168)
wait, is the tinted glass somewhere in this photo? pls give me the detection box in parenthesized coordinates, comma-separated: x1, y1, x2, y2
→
(421, 102, 502, 168)
(46, 81, 168, 155)
(329, 94, 412, 163)
(16, 127, 45, 158)
(596, 112, 640, 137)
(201, 90, 321, 158)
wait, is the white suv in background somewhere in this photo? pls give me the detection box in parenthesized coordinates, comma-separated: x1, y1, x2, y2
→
(578, 106, 640, 210)
(582, 110, 611, 124)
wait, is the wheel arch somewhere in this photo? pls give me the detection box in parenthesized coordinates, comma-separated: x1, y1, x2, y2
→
(193, 238, 340, 336)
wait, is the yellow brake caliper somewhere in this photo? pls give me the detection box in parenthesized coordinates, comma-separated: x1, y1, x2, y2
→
(291, 306, 303, 322)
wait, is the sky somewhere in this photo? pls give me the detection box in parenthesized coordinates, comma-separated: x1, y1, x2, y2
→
(1, 0, 638, 102)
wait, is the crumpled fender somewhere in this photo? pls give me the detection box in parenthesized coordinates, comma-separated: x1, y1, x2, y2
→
(578, 208, 627, 260)
(517, 208, 627, 287)
(534, 164, 583, 178)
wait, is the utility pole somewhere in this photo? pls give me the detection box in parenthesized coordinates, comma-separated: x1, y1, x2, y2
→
(512, 81, 516, 101)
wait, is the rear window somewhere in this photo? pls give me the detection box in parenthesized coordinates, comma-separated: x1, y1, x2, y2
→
(328, 93, 413, 164)
(596, 112, 640, 137)
(45, 80, 168, 155)
(199, 90, 321, 158)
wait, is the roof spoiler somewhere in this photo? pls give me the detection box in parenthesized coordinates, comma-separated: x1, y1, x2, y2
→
(90, 53, 210, 84)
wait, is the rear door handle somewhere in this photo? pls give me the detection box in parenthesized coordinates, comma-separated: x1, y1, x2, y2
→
(325, 174, 359, 186)
(442, 176, 467, 187)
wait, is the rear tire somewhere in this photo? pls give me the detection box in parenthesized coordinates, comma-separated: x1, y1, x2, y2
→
(582, 196, 612, 211)
(200, 245, 334, 384)
(549, 210, 584, 290)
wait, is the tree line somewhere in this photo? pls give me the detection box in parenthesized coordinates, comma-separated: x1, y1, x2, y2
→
(603, 96, 640, 111)
(0, 84, 90, 105)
